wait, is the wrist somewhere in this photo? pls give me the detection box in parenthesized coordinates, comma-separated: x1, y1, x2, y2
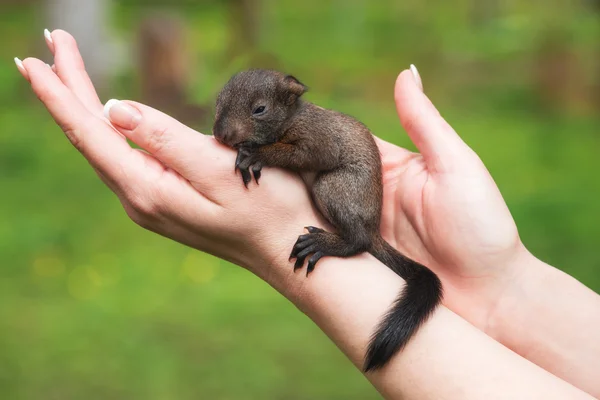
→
(244, 213, 326, 303)
(484, 247, 549, 344)
(440, 242, 535, 337)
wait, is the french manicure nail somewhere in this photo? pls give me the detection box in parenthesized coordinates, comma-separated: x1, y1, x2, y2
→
(44, 29, 53, 43)
(410, 64, 423, 92)
(44, 29, 55, 54)
(14, 57, 25, 71)
(104, 99, 142, 130)
(103, 99, 119, 119)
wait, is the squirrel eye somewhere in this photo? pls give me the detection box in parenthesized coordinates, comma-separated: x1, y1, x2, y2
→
(253, 105, 266, 115)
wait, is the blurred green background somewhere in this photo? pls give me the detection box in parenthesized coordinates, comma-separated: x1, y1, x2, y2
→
(1, 0, 599, 398)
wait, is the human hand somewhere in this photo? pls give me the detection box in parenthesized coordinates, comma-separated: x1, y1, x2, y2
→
(375, 68, 527, 330)
(18, 30, 326, 295)
(377, 70, 600, 398)
(20, 30, 525, 327)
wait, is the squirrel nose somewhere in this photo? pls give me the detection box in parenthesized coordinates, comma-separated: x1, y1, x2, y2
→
(213, 125, 233, 144)
(213, 118, 243, 146)
(222, 128, 241, 146)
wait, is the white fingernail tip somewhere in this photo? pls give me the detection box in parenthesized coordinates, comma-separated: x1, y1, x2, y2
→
(410, 64, 419, 79)
(410, 64, 423, 91)
(103, 99, 120, 120)
(14, 57, 25, 71)
(44, 29, 53, 43)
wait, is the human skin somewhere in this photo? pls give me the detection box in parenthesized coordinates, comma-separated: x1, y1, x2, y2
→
(13, 29, 599, 399)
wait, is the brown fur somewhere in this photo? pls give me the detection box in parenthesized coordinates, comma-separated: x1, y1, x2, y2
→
(213, 69, 442, 371)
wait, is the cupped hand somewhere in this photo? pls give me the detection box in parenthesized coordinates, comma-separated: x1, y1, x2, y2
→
(19, 30, 324, 293)
(376, 70, 527, 329)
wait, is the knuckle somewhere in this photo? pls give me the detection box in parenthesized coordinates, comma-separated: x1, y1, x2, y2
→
(145, 126, 171, 155)
(402, 115, 419, 135)
(123, 183, 168, 223)
(122, 203, 143, 225)
(57, 116, 96, 155)
(123, 204, 153, 230)
(129, 194, 158, 218)
(62, 127, 84, 153)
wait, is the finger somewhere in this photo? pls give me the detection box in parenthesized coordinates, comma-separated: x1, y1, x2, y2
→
(394, 67, 473, 173)
(21, 57, 220, 228)
(22, 57, 137, 183)
(47, 29, 104, 113)
(103, 99, 231, 180)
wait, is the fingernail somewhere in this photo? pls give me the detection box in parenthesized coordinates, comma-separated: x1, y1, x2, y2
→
(44, 29, 53, 43)
(14, 57, 25, 72)
(44, 29, 55, 54)
(410, 64, 423, 92)
(104, 99, 142, 130)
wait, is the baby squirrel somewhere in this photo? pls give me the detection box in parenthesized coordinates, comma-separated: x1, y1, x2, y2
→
(213, 69, 442, 371)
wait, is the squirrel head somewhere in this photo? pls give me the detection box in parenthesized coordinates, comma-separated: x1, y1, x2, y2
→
(213, 69, 307, 148)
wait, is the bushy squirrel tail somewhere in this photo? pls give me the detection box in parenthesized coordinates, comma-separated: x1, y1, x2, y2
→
(365, 237, 443, 371)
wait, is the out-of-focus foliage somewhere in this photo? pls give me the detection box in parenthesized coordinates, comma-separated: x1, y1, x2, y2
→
(0, 0, 598, 398)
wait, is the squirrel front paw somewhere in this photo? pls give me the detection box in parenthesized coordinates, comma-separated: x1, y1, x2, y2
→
(235, 147, 263, 188)
(289, 226, 327, 275)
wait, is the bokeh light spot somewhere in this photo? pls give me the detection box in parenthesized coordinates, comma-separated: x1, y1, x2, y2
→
(67, 266, 101, 300)
(182, 251, 220, 284)
(33, 256, 66, 277)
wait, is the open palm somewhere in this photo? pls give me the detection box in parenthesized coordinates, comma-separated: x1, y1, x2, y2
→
(375, 71, 524, 328)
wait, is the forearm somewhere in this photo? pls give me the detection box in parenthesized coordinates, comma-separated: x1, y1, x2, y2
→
(487, 250, 600, 398)
(258, 234, 592, 399)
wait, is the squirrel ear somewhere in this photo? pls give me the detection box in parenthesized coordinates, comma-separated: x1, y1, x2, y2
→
(282, 75, 307, 104)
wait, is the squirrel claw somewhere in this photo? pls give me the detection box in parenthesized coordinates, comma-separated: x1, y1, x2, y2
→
(235, 150, 243, 169)
(239, 168, 252, 188)
(293, 257, 305, 271)
(252, 163, 262, 184)
(306, 252, 323, 276)
(236, 147, 261, 187)
(306, 226, 324, 234)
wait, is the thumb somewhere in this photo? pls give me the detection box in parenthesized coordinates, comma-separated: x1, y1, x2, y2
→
(395, 66, 473, 173)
